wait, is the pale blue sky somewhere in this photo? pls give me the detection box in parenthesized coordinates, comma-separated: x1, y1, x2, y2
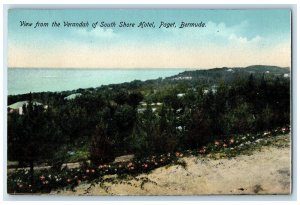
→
(8, 9, 291, 68)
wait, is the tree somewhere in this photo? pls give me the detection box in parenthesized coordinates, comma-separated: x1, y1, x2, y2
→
(113, 104, 137, 155)
(223, 100, 255, 134)
(128, 91, 144, 108)
(131, 104, 159, 157)
(185, 109, 212, 149)
(157, 105, 178, 153)
(90, 122, 115, 165)
(113, 90, 129, 105)
(7, 100, 61, 188)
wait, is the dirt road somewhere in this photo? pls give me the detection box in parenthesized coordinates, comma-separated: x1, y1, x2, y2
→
(53, 135, 291, 195)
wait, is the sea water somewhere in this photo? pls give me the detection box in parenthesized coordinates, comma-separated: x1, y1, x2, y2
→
(8, 68, 184, 95)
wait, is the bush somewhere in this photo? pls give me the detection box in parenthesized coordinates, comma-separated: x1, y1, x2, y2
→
(90, 123, 115, 165)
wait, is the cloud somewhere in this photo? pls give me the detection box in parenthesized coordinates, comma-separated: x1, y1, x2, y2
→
(162, 20, 263, 47)
(228, 34, 262, 44)
(8, 20, 290, 69)
(76, 28, 117, 38)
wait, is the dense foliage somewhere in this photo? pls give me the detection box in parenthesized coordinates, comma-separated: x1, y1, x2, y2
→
(7, 66, 290, 193)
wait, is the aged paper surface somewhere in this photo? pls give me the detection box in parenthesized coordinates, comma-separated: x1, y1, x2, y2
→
(7, 9, 291, 195)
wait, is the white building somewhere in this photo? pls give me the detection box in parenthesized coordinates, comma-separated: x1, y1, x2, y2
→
(8, 101, 45, 115)
(64, 93, 82, 100)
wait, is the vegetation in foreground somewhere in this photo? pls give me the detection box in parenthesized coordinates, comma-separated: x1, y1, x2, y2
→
(7, 65, 290, 193)
(8, 128, 290, 194)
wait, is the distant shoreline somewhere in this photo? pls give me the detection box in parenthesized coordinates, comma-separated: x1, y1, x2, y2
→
(7, 65, 290, 96)
(8, 69, 185, 95)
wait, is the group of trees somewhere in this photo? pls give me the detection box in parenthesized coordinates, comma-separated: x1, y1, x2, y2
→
(8, 72, 290, 183)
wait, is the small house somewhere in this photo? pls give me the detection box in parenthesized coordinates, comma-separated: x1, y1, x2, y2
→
(137, 108, 146, 113)
(8, 101, 45, 115)
(64, 93, 82, 100)
(140, 102, 147, 106)
(177, 93, 186, 98)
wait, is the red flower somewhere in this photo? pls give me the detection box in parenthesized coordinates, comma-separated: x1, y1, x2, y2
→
(199, 147, 206, 154)
(40, 175, 46, 181)
(214, 141, 220, 146)
(229, 138, 235, 144)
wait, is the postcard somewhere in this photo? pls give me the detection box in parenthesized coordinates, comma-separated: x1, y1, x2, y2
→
(7, 8, 291, 195)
